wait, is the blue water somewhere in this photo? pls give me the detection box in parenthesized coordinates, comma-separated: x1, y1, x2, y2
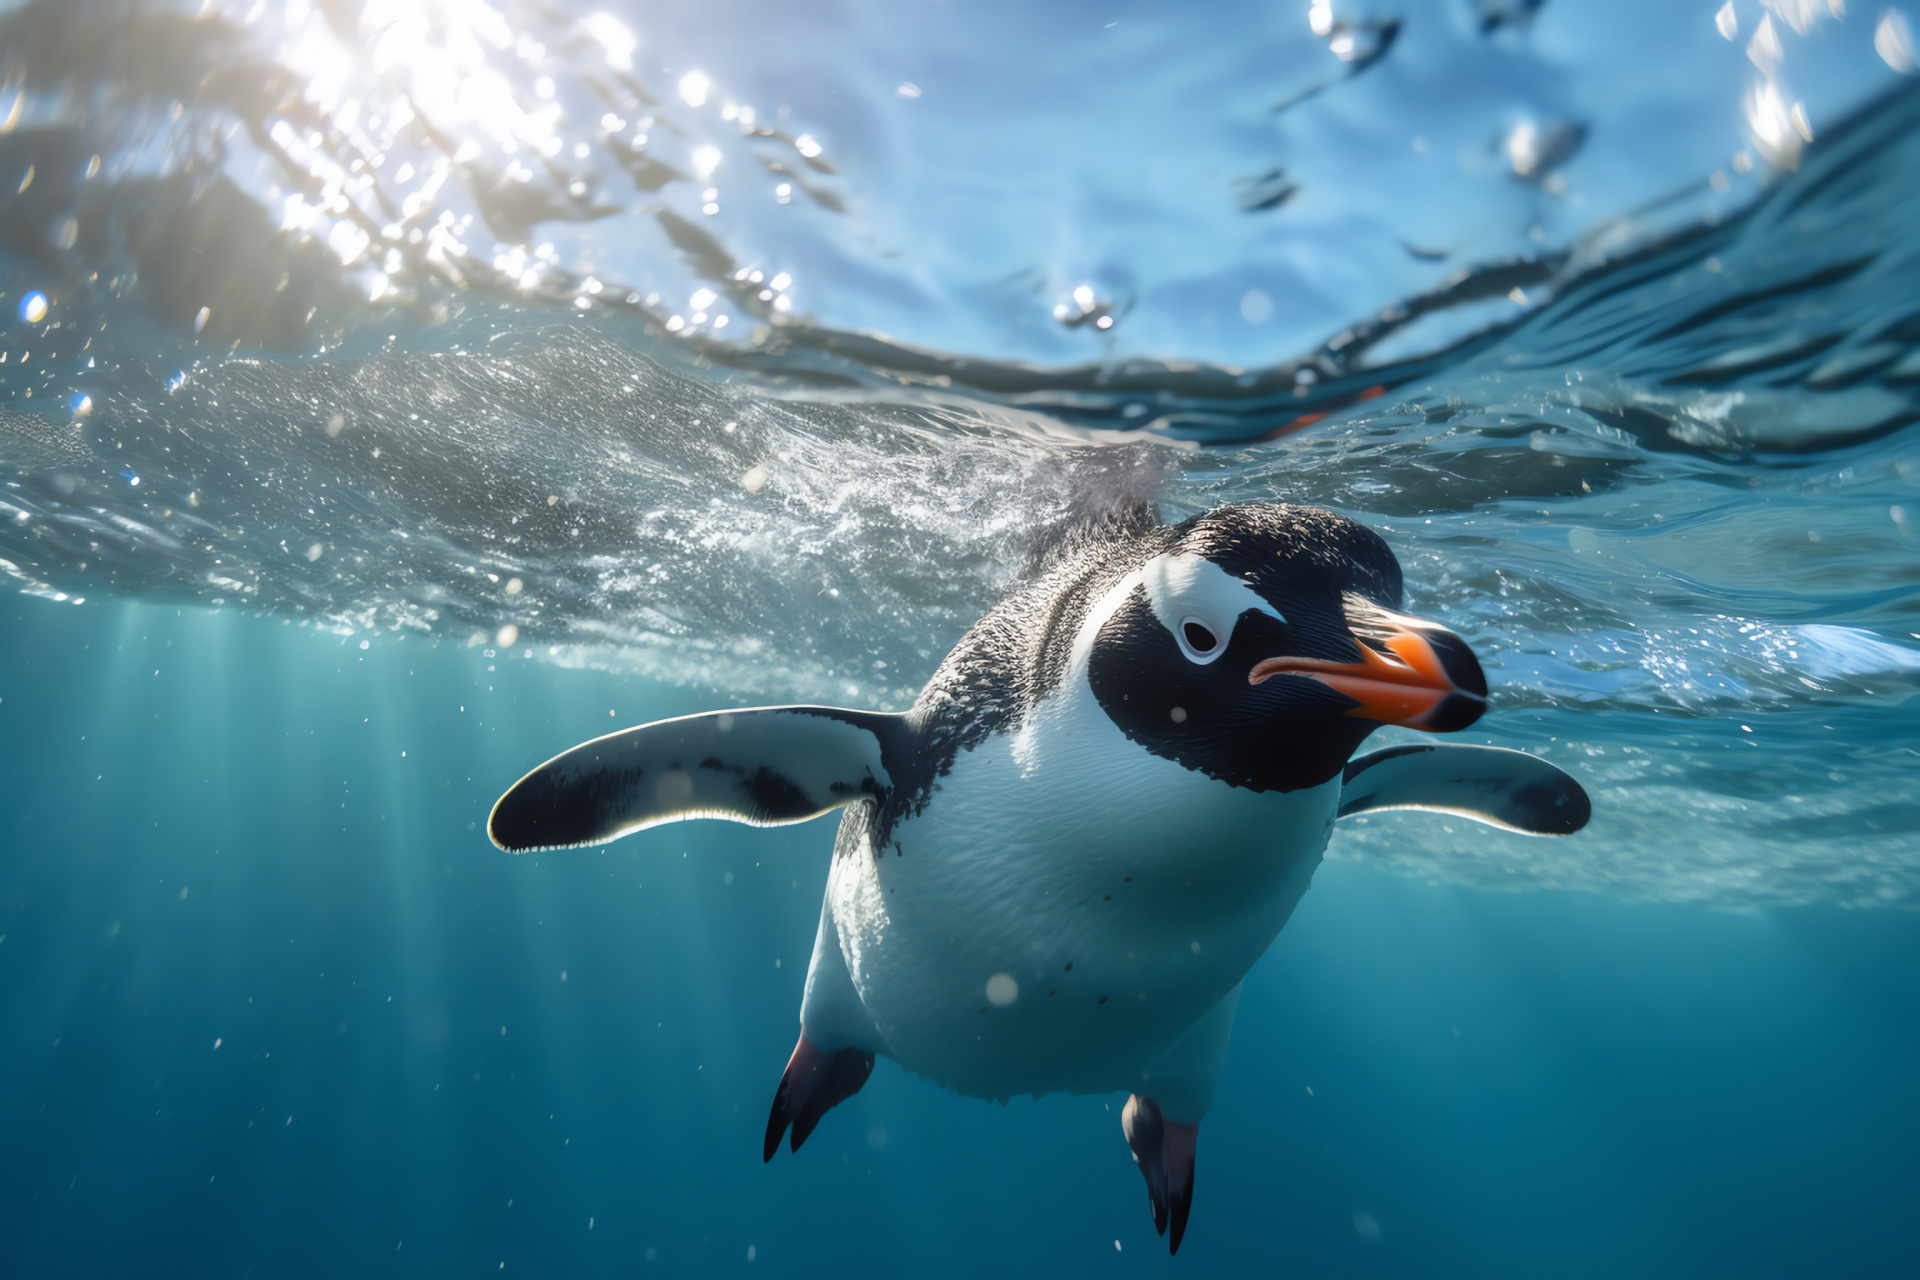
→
(5, 602, 1917, 1274)
(2, 0, 1919, 1274)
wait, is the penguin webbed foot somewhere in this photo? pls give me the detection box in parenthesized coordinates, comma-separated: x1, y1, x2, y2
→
(763, 1033, 875, 1161)
(1122, 1093, 1199, 1255)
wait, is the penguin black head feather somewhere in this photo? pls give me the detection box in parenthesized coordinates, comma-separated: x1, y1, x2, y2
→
(1087, 504, 1486, 791)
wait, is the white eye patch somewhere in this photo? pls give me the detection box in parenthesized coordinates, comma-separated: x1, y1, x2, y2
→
(1140, 552, 1287, 656)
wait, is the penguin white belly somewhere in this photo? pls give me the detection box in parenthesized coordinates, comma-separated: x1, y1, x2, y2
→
(823, 681, 1337, 1102)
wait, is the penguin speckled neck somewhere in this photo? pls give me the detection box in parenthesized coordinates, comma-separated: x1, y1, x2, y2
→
(487, 500, 1588, 1255)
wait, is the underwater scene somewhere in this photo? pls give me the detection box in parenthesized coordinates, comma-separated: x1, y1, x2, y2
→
(2, 0, 1919, 1274)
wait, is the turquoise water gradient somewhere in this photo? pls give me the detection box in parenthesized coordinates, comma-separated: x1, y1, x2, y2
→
(3, 596, 1914, 1276)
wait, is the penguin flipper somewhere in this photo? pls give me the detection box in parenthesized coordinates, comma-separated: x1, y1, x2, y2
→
(1338, 743, 1591, 835)
(489, 706, 907, 852)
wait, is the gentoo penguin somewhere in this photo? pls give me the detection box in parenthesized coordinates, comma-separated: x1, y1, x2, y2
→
(489, 502, 1590, 1253)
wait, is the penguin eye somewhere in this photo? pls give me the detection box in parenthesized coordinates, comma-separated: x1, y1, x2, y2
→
(1177, 617, 1224, 664)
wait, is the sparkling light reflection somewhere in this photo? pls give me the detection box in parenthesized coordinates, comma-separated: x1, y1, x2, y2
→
(0, 0, 1901, 405)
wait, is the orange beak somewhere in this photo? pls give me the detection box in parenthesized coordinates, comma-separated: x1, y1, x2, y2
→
(1247, 612, 1487, 732)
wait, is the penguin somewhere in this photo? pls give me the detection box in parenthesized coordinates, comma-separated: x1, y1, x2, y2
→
(488, 501, 1590, 1253)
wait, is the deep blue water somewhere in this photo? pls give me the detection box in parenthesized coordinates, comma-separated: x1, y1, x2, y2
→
(2, 0, 1920, 1274)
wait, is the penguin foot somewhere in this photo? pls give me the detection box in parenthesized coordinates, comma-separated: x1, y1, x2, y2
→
(763, 1033, 875, 1161)
(1122, 1094, 1199, 1255)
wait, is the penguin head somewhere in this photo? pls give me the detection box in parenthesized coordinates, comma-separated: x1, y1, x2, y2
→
(1086, 503, 1487, 792)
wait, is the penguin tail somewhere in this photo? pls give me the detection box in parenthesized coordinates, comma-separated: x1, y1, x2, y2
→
(763, 1033, 875, 1161)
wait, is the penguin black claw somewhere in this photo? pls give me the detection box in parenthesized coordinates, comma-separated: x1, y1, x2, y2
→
(764, 1036, 821, 1162)
(791, 1046, 874, 1152)
(1164, 1119, 1198, 1255)
(1124, 1094, 1199, 1254)
(764, 1034, 875, 1161)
